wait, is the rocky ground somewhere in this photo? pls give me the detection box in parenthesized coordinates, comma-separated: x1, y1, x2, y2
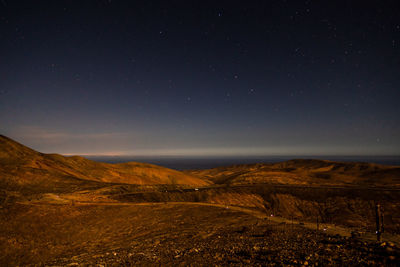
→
(47, 220, 399, 266)
(2, 202, 399, 266)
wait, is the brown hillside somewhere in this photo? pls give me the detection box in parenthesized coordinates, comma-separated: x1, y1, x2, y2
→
(0, 135, 208, 192)
(185, 159, 400, 187)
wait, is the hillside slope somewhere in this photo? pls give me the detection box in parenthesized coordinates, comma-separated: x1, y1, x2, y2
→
(0, 135, 208, 192)
(185, 159, 400, 187)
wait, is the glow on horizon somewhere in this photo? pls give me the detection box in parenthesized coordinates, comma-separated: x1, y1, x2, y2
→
(5, 127, 399, 157)
(60, 146, 399, 157)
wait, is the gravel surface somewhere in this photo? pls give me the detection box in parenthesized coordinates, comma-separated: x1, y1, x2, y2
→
(47, 221, 400, 266)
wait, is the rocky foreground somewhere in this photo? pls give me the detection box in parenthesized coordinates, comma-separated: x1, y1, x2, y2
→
(47, 221, 399, 266)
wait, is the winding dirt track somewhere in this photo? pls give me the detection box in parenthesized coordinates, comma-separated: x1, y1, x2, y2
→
(20, 198, 400, 246)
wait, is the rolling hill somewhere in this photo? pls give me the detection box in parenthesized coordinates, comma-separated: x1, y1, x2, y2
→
(185, 159, 400, 187)
(0, 135, 209, 193)
(2, 133, 399, 194)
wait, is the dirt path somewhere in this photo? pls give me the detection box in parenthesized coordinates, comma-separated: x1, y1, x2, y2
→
(20, 197, 400, 246)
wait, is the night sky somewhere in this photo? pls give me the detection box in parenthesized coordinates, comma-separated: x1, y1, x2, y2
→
(1, 1, 399, 156)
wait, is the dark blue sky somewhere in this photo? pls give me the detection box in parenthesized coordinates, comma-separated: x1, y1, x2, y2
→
(1, 1, 399, 156)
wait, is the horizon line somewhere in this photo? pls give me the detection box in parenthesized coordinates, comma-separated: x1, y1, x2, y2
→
(62, 153, 400, 158)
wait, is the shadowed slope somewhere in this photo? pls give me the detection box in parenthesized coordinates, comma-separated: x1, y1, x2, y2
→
(185, 159, 400, 187)
(0, 135, 208, 193)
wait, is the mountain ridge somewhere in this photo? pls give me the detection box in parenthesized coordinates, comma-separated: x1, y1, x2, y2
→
(185, 158, 400, 187)
(2, 134, 400, 193)
(0, 135, 209, 192)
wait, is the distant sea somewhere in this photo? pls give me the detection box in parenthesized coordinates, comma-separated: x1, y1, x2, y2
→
(85, 155, 400, 170)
